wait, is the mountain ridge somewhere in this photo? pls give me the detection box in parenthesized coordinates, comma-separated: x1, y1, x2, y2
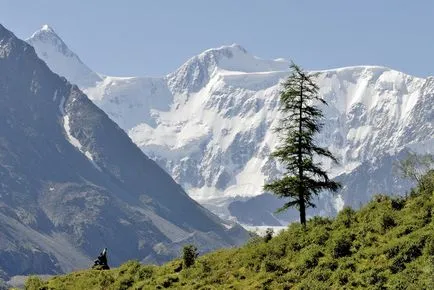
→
(26, 24, 102, 88)
(0, 23, 248, 278)
(27, 25, 433, 226)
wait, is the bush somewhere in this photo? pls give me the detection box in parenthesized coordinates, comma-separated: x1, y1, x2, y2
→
(261, 256, 282, 272)
(182, 244, 199, 268)
(138, 265, 154, 279)
(118, 260, 141, 275)
(25, 276, 47, 290)
(157, 275, 179, 288)
(380, 213, 397, 231)
(391, 197, 406, 210)
(112, 276, 134, 290)
(97, 271, 115, 288)
(310, 227, 330, 246)
(264, 228, 274, 243)
(299, 245, 324, 269)
(331, 232, 353, 258)
(335, 207, 356, 228)
(389, 238, 424, 273)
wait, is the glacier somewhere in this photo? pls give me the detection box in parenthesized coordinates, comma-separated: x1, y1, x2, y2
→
(27, 25, 433, 225)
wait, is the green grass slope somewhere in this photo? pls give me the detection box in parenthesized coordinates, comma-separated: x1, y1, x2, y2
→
(27, 171, 434, 289)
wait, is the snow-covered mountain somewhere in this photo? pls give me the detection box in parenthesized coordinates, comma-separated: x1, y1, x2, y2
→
(0, 24, 248, 279)
(27, 25, 434, 225)
(26, 25, 101, 88)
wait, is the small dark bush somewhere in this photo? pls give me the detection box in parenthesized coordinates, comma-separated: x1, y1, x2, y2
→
(331, 233, 353, 258)
(381, 213, 397, 230)
(182, 244, 199, 268)
(390, 256, 406, 273)
(391, 198, 405, 210)
(160, 276, 179, 288)
(396, 225, 415, 237)
(138, 265, 154, 279)
(262, 256, 281, 272)
(264, 228, 274, 243)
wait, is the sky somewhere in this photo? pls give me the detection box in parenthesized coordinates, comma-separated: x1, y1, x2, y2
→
(1, 0, 434, 77)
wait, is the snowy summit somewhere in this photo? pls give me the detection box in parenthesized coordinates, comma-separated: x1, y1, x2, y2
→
(27, 26, 434, 226)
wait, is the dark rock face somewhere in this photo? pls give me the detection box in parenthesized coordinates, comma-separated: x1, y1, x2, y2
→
(0, 24, 248, 278)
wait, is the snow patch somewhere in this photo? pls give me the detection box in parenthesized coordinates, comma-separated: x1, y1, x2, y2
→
(63, 115, 82, 149)
(333, 195, 345, 212)
(242, 225, 286, 236)
(63, 114, 101, 171)
(26, 33, 433, 226)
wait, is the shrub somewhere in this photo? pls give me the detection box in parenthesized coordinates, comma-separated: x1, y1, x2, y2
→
(198, 259, 211, 274)
(138, 265, 154, 279)
(25, 276, 47, 290)
(391, 197, 406, 210)
(182, 244, 199, 268)
(361, 269, 387, 287)
(118, 260, 141, 275)
(380, 212, 397, 231)
(389, 238, 424, 273)
(261, 256, 281, 272)
(332, 269, 352, 286)
(331, 232, 353, 258)
(299, 245, 324, 269)
(157, 275, 179, 288)
(310, 227, 330, 246)
(309, 216, 332, 227)
(335, 207, 356, 228)
(112, 276, 134, 290)
(97, 271, 115, 288)
(264, 228, 274, 243)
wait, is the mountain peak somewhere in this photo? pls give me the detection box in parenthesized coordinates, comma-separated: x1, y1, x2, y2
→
(0, 24, 248, 277)
(29, 24, 61, 41)
(168, 44, 289, 93)
(41, 24, 54, 32)
(27, 24, 71, 58)
(201, 43, 248, 56)
(26, 25, 102, 88)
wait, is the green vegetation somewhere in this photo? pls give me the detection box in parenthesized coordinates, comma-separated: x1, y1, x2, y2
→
(394, 152, 433, 191)
(264, 63, 341, 226)
(26, 171, 434, 289)
(182, 244, 199, 268)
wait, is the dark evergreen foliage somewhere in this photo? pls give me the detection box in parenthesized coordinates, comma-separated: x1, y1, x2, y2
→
(264, 63, 341, 226)
(182, 245, 199, 268)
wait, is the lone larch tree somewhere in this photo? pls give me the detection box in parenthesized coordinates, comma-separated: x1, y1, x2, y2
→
(264, 63, 341, 226)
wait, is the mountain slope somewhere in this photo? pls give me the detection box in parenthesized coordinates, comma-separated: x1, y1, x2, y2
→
(27, 26, 434, 226)
(0, 24, 247, 279)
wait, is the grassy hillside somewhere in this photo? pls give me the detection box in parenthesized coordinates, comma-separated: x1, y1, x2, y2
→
(26, 171, 434, 289)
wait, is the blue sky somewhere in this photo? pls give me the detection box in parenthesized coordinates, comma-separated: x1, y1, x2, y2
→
(2, 0, 434, 77)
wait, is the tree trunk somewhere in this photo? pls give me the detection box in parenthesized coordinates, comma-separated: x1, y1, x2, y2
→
(298, 79, 305, 227)
(299, 198, 306, 226)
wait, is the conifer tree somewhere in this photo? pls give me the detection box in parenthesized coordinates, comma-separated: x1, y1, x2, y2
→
(264, 63, 341, 226)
